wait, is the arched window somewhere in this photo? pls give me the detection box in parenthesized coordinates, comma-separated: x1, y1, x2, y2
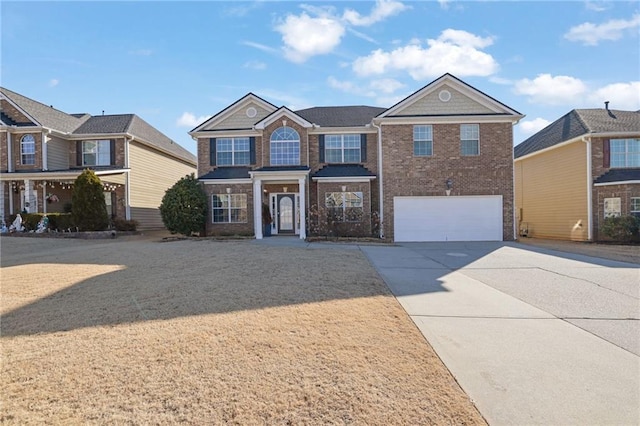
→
(270, 126, 300, 166)
(20, 134, 36, 165)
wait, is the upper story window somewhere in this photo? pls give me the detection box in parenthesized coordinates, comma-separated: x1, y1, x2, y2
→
(20, 134, 36, 165)
(413, 125, 433, 156)
(325, 134, 361, 163)
(610, 138, 640, 168)
(217, 138, 250, 166)
(82, 140, 111, 166)
(270, 126, 300, 166)
(460, 124, 479, 156)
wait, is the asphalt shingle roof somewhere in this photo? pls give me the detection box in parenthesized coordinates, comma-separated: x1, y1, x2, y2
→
(594, 168, 640, 184)
(1, 87, 88, 133)
(295, 106, 386, 127)
(312, 164, 376, 178)
(515, 109, 640, 158)
(199, 167, 252, 180)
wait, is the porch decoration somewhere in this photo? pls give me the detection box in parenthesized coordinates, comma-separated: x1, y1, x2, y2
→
(46, 193, 60, 203)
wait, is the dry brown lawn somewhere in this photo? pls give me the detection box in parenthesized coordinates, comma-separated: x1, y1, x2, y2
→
(1, 236, 485, 425)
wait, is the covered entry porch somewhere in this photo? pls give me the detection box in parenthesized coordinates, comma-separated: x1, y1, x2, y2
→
(250, 167, 309, 240)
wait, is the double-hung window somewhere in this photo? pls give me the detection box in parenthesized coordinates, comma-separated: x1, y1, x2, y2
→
(82, 140, 111, 166)
(20, 134, 36, 165)
(216, 138, 250, 166)
(413, 125, 433, 156)
(610, 139, 640, 168)
(460, 124, 479, 156)
(631, 198, 640, 218)
(325, 191, 363, 222)
(212, 194, 247, 223)
(325, 134, 361, 163)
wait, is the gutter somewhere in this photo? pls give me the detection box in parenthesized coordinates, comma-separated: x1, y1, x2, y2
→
(582, 135, 593, 241)
(372, 120, 384, 238)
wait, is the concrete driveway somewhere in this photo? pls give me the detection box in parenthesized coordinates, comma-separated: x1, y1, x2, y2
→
(361, 241, 640, 426)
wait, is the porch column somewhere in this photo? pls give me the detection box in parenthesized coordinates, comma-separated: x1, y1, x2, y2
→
(42, 131, 48, 171)
(24, 179, 32, 213)
(253, 178, 263, 239)
(9, 182, 14, 214)
(42, 183, 47, 214)
(298, 177, 306, 239)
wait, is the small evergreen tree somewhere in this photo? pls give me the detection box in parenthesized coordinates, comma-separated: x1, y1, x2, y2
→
(71, 169, 110, 231)
(159, 174, 207, 236)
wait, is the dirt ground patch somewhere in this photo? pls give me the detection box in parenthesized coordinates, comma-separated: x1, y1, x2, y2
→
(1, 236, 484, 425)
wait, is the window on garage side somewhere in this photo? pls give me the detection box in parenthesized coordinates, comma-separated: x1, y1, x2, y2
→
(631, 197, 640, 218)
(460, 124, 479, 156)
(325, 191, 363, 222)
(610, 138, 640, 168)
(212, 194, 247, 223)
(413, 125, 433, 156)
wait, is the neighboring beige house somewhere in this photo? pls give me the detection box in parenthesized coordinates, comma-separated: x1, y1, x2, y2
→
(190, 73, 523, 241)
(0, 87, 197, 229)
(514, 106, 640, 241)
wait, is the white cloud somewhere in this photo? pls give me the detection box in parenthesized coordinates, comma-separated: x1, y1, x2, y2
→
(438, 0, 451, 10)
(49, 79, 59, 87)
(513, 74, 587, 105)
(369, 78, 406, 94)
(518, 118, 551, 135)
(587, 81, 640, 110)
(343, 0, 409, 26)
(241, 41, 279, 54)
(352, 29, 498, 80)
(243, 60, 267, 70)
(176, 112, 211, 128)
(585, 1, 609, 12)
(275, 12, 346, 63)
(564, 14, 640, 45)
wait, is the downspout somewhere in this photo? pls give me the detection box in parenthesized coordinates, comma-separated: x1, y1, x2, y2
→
(42, 129, 49, 171)
(7, 131, 13, 172)
(125, 137, 132, 220)
(582, 135, 593, 241)
(372, 121, 384, 238)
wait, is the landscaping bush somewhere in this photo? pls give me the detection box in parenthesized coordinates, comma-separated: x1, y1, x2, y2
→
(600, 215, 640, 242)
(48, 213, 75, 231)
(113, 218, 139, 232)
(159, 174, 207, 236)
(71, 169, 110, 231)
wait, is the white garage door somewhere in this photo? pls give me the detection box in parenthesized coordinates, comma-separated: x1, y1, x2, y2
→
(394, 196, 503, 242)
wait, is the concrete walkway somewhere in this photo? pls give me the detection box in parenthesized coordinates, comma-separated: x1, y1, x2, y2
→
(361, 242, 640, 426)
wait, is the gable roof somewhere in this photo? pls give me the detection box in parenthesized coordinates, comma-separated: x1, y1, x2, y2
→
(0, 87, 88, 132)
(515, 109, 640, 158)
(189, 93, 277, 133)
(254, 106, 313, 130)
(377, 73, 522, 119)
(295, 106, 386, 127)
(74, 114, 196, 164)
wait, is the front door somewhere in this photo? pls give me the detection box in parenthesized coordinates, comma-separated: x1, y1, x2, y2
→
(276, 194, 295, 234)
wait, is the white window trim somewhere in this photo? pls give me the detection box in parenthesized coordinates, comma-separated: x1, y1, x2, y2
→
(460, 124, 480, 156)
(82, 140, 111, 166)
(325, 191, 364, 222)
(270, 126, 300, 166)
(212, 193, 248, 224)
(413, 125, 433, 157)
(325, 134, 361, 163)
(20, 134, 36, 165)
(610, 138, 640, 168)
(217, 137, 250, 166)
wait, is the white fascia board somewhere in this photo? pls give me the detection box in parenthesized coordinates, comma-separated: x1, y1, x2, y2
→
(0, 169, 128, 181)
(249, 170, 310, 181)
(312, 176, 375, 183)
(594, 180, 640, 187)
(590, 132, 640, 138)
(514, 135, 586, 163)
(201, 179, 252, 185)
(190, 129, 261, 139)
(374, 114, 523, 126)
(308, 127, 377, 135)
(190, 94, 277, 133)
(254, 108, 312, 130)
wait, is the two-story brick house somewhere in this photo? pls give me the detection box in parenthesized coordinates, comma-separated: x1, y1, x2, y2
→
(515, 107, 640, 241)
(191, 74, 523, 242)
(1, 87, 197, 229)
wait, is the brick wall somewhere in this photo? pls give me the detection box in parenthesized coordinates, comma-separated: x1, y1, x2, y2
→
(202, 183, 254, 236)
(312, 181, 373, 237)
(12, 132, 42, 171)
(381, 122, 514, 241)
(593, 184, 640, 240)
(69, 138, 126, 168)
(0, 133, 7, 172)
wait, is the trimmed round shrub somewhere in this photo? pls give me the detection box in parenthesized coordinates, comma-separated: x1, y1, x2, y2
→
(159, 174, 207, 236)
(71, 169, 110, 231)
(601, 215, 640, 242)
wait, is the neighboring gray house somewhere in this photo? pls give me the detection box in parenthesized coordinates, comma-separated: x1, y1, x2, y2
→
(1, 87, 197, 229)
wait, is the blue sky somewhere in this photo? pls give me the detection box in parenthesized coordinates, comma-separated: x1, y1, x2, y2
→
(2, 1, 639, 155)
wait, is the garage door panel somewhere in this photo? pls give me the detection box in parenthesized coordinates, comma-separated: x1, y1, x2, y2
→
(394, 196, 503, 242)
